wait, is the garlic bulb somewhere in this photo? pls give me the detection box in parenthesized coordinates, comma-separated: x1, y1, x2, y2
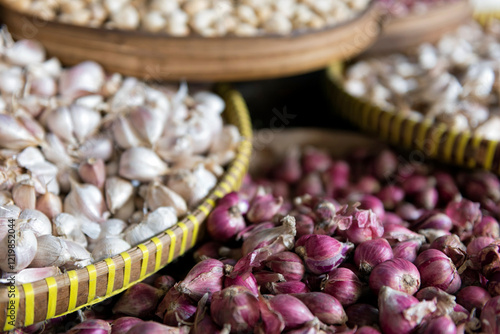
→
(143, 206, 178, 234)
(53, 213, 88, 247)
(16, 147, 59, 195)
(91, 237, 131, 262)
(63, 240, 92, 269)
(18, 209, 52, 237)
(100, 219, 128, 238)
(0, 205, 21, 219)
(30, 235, 70, 268)
(0, 229, 37, 272)
(145, 181, 187, 216)
(124, 223, 156, 246)
(119, 147, 169, 181)
(168, 165, 217, 206)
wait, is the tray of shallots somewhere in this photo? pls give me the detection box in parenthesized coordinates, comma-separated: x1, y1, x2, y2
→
(39, 128, 500, 333)
(327, 17, 500, 174)
(0, 0, 381, 81)
(0, 29, 252, 330)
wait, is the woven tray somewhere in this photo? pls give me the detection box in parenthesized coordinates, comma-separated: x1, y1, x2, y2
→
(0, 3, 381, 82)
(326, 58, 500, 174)
(363, 0, 472, 56)
(0, 86, 252, 330)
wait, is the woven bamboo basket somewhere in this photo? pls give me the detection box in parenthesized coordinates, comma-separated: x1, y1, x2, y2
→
(0, 2, 381, 82)
(362, 0, 473, 56)
(0, 86, 252, 331)
(326, 47, 500, 174)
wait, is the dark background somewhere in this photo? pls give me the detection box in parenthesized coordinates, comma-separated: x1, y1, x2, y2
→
(233, 69, 356, 131)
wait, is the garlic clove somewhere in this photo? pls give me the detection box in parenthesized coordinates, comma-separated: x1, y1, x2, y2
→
(91, 237, 131, 262)
(123, 223, 155, 246)
(0, 114, 40, 150)
(99, 218, 128, 238)
(0, 204, 21, 219)
(59, 61, 105, 100)
(145, 181, 187, 216)
(36, 191, 62, 220)
(5, 39, 45, 66)
(78, 158, 106, 189)
(128, 106, 167, 146)
(53, 213, 87, 247)
(77, 135, 114, 162)
(17, 113, 46, 142)
(142, 206, 178, 235)
(167, 165, 216, 207)
(64, 180, 107, 224)
(12, 180, 36, 210)
(18, 209, 52, 237)
(30, 235, 70, 268)
(114, 197, 136, 221)
(0, 229, 37, 272)
(69, 104, 102, 143)
(63, 239, 92, 269)
(0, 190, 13, 206)
(119, 147, 168, 182)
(112, 116, 146, 149)
(105, 176, 134, 214)
(45, 106, 75, 144)
(40, 133, 73, 167)
(193, 91, 225, 115)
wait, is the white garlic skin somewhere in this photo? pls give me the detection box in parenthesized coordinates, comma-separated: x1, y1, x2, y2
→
(30, 235, 70, 268)
(91, 237, 131, 262)
(0, 229, 37, 272)
(105, 176, 134, 214)
(119, 147, 169, 182)
(18, 209, 52, 237)
(64, 181, 107, 224)
(145, 181, 187, 216)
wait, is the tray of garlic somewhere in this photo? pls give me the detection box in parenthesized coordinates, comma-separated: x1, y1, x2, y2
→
(327, 17, 500, 174)
(363, 0, 472, 56)
(0, 0, 381, 81)
(0, 29, 252, 330)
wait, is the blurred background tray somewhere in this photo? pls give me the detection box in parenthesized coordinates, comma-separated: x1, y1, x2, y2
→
(0, 3, 381, 82)
(362, 0, 472, 56)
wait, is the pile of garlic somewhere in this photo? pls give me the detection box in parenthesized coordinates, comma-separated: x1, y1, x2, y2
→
(7, 0, 370, 37)
(343, 20, 500, 140)
(0, 28, 241, 283)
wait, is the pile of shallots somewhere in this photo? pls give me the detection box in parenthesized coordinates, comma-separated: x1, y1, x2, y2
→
(57, 145, 500, 334)
(5, 0, 370, 37)
(343, 19, 500, 140)
(0, 29, 240, 282)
